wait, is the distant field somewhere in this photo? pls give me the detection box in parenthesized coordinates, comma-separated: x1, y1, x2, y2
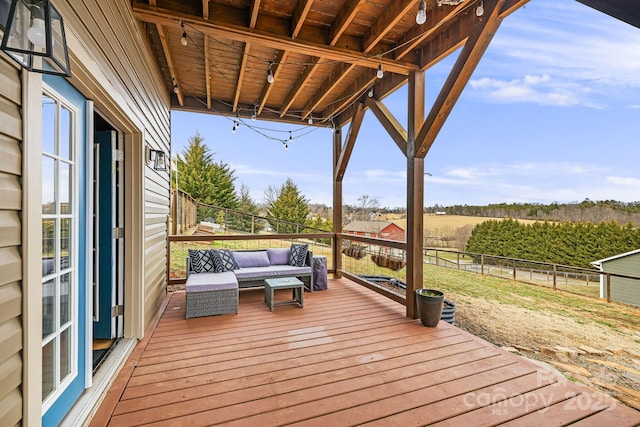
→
(380, 214, 540, 231)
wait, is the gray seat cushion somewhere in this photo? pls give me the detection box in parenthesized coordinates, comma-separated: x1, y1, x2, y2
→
(186, 271, 238, 292)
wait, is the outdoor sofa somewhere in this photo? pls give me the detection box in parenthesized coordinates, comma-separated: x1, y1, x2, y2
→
(185, 245, 312, 318)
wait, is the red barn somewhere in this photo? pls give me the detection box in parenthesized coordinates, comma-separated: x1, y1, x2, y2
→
(343, 221, 405, 241)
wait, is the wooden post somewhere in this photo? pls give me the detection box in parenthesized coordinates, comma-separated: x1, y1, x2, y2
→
(606, 273, 611, 303)
(513, 259, 516, 281)
(405, 70, 425, 319)
(553, 264, 557, 291)
(333, 126, 343, 277)
(481, 254, 484, 275)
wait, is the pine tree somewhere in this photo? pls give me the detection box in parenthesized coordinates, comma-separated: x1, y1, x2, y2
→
(265, 178, 309, 233)
(176, 132, 238, 218)
(228, 183, 263, 233)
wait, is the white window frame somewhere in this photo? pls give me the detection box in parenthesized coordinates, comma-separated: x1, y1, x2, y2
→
(41, 84, 81, 413)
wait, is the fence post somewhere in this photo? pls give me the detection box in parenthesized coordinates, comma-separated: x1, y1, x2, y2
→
(481, 254, 484, 275)
(553, 264, 557, 291)
(251, 216, 255, 234)
(512, 259, 516, 281)
(606, 273, 611, 303)
(457, 252, 460, 270)
(435, 250, 439, 266)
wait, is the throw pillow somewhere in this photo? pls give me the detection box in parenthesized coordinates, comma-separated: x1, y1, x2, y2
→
(188, 249, 216, 273)
(288, 243, 308, 267)
(213, 249, 240, 272)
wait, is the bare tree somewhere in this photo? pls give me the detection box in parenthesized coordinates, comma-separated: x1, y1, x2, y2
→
(356, 194, 381, 221)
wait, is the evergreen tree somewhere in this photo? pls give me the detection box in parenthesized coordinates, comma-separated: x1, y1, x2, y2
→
(265, 178, 309, 233)
(228, 183, 263, 233)
(176, 132, 238, 219)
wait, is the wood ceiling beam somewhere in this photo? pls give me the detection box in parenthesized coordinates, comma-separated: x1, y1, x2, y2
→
(334, 71, 406, 126)
(156, 23, 184, 106)
(279, 56, 321, 117)
(132, 3, 418, 75)
(292, 0, 313, 38)
(415, 0, 506, 158)
(363, 0, 417, 54)
(302, 63, 357, 120)
(330, 0, 367, 46)
(203, 0, 211, 109)
(365, 97, 407, 156)
(321, 69, 377, 122)
(249, 0, 262, 29)
(393, 2, 467, 60)
(233, 42, 250, 112)
(334, 101, 366, 182)
(204, 36, 212, 109)
(257, 50, 288, 115)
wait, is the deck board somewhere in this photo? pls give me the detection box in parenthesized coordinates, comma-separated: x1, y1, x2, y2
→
(93, 279, 640, 427)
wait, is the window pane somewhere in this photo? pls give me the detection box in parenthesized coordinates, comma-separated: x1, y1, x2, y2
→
(42, 95, 56, 155)
(42, 156, 56, 214)
(59, 162, 70, 214)
(60, 273, 71, 326)
(42, 340, 55, 401)
(42, 219, 55, 274)
(60, 106, 71, 160)
(59, 328, 71, 383)
(60, 218, 71, 270)
(42, 278, 56, 338)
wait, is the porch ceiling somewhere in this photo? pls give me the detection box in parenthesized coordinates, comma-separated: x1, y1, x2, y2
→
(131, 0, 526, 128)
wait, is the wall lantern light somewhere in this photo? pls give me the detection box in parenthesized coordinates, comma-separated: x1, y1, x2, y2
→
(146, 146, 168, 171)
(0, 0, 71, 76)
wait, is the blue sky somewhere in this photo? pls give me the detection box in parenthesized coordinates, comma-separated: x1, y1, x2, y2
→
(171, 1, 640, 209)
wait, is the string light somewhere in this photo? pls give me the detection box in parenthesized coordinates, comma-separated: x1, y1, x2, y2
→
(283, 140, 289, 150)
(180, 21, 188, 46)
(289, 131, 293, 142)
(416, 0, 427, 25)
(368, 87, 374, 98)
(376, 57, 384, 79)
(307, 114, 313, 125)
(232, 112, 239, 133)
(267, 62, 274, 84)
(476, 1, 484, 16)
(252, 105, 257, 121)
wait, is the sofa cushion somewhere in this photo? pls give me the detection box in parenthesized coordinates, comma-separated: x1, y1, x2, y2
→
(288, 243, 308, 267)
(212, 249, 239, 272)
(232, 250, 271, 268)
(188, 249, 216, 273)
(186, 271, 238, 292)
(267, 248, 290, 265)
(234, 265, 312, 280)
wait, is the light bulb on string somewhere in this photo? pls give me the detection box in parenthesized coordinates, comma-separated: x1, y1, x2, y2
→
(376, 57, 384, 79)
(476, 1, 484, 16)
(283, 141, 289, 151)
(267, 62, 275, 84)
(416, 0, 427, 25)
(252, 105, 257, 121)
(289, 131, 292, 142)
(173, 84, 179, 94)
(180, 21, 188, 46)
(368, 87, 374, 98)
(308, 115, 313, 125)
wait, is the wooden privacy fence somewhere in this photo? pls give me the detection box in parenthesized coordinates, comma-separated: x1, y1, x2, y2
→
(170, 189, 197, 235)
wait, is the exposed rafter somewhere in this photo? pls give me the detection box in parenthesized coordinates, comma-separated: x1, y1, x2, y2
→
(249, 0, 261, 28)
(257, 50, 288, 115)
(233, 42, 250, 112)
(133, 4, 418, 75)
(203, 0, 211, 109)
(363, 0, 416, 54)
(303, 63, 357, 120)
(292, 0, 314, 38)
(279, 56, 320, 117)
(322, 69, 377, 122)
(156, 24, 184, 106)
(330, 0, 367, 46)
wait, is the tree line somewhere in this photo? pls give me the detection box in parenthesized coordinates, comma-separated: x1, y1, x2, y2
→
(430, 200, 640, 226)
(173, 132, 332, 234)
(465, 219, 640, 269)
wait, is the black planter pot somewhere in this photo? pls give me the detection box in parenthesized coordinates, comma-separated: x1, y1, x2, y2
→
(415, 289, 444, 327)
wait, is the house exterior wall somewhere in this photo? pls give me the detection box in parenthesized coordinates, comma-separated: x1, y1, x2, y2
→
(602, 254, 640, 307)
(0, 0, 171, 424)
(0, 55, 23, 427)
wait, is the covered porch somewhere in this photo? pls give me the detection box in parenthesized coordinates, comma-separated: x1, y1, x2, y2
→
(90, 278, 640, 426)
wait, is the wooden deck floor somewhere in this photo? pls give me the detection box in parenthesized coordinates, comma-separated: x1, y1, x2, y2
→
(92, 279, 640, 426)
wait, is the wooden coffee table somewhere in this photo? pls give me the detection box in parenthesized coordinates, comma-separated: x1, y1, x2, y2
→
(264, 277, 304, 312)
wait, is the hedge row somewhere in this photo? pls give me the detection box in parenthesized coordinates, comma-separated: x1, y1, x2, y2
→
(465, 219, 640, 269)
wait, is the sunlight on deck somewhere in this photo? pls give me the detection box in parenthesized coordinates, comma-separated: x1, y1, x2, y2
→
(91, 279, 640, 426)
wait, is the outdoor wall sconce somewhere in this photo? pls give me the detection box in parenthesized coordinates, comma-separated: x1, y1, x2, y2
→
(146, 146, 168, 171)
(0, 0, 71, 76)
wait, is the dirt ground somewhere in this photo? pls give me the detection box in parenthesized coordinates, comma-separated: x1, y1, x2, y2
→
(451, 294, 640, 410)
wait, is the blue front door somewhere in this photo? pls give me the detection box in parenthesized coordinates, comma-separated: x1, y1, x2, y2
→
(41, 75, 88, 426)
